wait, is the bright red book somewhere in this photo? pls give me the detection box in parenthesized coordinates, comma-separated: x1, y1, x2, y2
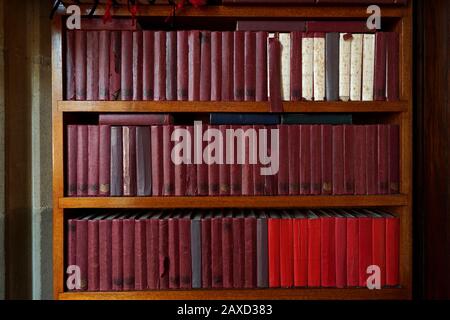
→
(77, 126, 88, 197)
(244, 31, 256, 101)
(335, 213, 347, 288)
(86, 31, 99, 101)
(232, 215, 245, 288)
(67, 125, 78, 197)
(132, 31, 143, 100)
(201, 216, 212, 288)
(67, 220, 76, 290)
(234, 31, 245, 101)
(230, 125, 242, 196)
(307, 214, 321, 287)
(123, 217, 135, 291)
(288, 125, 300, 195)
(268, 215, 281, 288)
(253, 125, 265, 196)
(163, 125, 175, 196)
(134, 218, 146, 291)
(280, 215, 294, 288)
(87, 125, 99, 197)
(320, 214, 336, 287)
(346, 213, 359, 287)
(211, 32, 222, 101)
(179, 217, 192, 289)
(207, 125, 220, 196)
(143, 31, 155, 100)
(168, 216, 180, 289)
(154, 31, 166, 101)
(244, 216, 257, 288)
(146, 216, 159, 289)
(174, 126, 187, 196)
(371, 212, 387, 287)
(321, 125, 333, 195)
(293, 215, 308, 287)
(255, 31, 268, 101)
(177, 31, 189, 101)
(75, 30, 87, 100)
(66, 30, 76, 100)
(111, 218, 123, 291)
(109, 31, 121, 101)
(366, 125, 378, 195)
(158, 218, 169, 289)
(186, 126, 198, 196)
(378, 125, 389, 194)
(87, 219, 99, 291)
(278, 125, 289, 195)
(385, 213, 400, 286)
(166, 31, 177, 101)
(332, 126, 344, 195)
(374, 32, 387, 101)
(120, 31, 132, 101)
(300, 125, 312, 195)
(388, 125, 400, 194)
(211, 216, 223, 288)
(242, 125, 254, 196)
(76, 218, 88, 291)
(151, 126, 163, 196)
(387, 32, 399, 101)
(358, 215, 373, 287)
(99, 217, 112, 291)
(221, 31, 234, 101)
(311, 125, 322, 195)
(98, 30, 110, 100)
(200, 31, 212, 101)
(222, 216, 233, 288)
(343, 125, 355, 195)
(197, 124, 209, 196)
(188, 30, 201, 101)
(354, 125, 367, 195)
(290, 32, 302, 101)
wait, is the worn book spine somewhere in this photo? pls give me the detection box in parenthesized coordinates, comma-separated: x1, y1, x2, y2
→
(76, 219, 88, 291)
(234, 31, 245, 101)
(207, 126, 220, 196)
(132, 31, 143, 101)
(268, 217, 280, 288)
(321, 125, 333, 195)
(366, 125, 378, 195)
(146, 218, 159, 289)
(387, 32, 400, 101)
(307, 217, 321, 287)
(311, 125, 322, 195)
(339, 33, 352, 101)
(110, 126, 123, 196)
(377, 124, 389, 195)
(98, 30, 110, 100)
(109, 31, 121, 101)
(388, 125, 400, 194)
(99, 114, 173, 126)
(288, 125, 300, 195)
(143, 31, 155, 100)
(67, 220, 76, 290)
(151, 126, 163, 196)
(75, 30, 87, 100)
(77, 126, 89, 197)
(177, 31, 189, 101)
(221, 31, 234, 101)
(179, 218, 192, 289)
(197, 125, 209, 196)
(188, 30, 201, 101)
(222, 217, 233, 288)
(200, 31, 212, 101)
(86, 31, 99, 101)
(346, 217, 359, 287)
(279, 33, 291, 101)
(154, 31, 166, 101)
(350, 34, 363, 101)
(123, 218, 135, 291)
(242, 125, 254, 196)
(230, 125, 242, 196)
(335, 216, 347, 289)
(166, 31, 177, 101)
(191, 219, 201, 289)
(343, 125, 355, 195)
(257, 217, 268, 288)
(374, 32, 387, 101)
(362, 34, 375, 101)
(300, 125, 312, 195)
(67, 125, 78, 196)
(256, 31, 268, 101)
(163, 125, 175, 196)
(372, 215, 387, 287)
(136, 126, 152, 196)
(290, 32, 302, 101)
(111, 218, 123, 291)
(232, 217, 245, 288)
(66, 30, 76, 100)
(268, 37, 283, 112)
(244, 217, 257, 288)
(99, 219, 112, 291)
(134, 219, 146, 291)
(211, 217, 223, 288)
(313, 32, 326, 101)
(244, 31, 256, 101)
(87, 219, 99, 291)
(168, 217, 180, 289)
(122, 126, 137, 197)
(278, 125, 289, 195)
(332, 126, 345, 195)
(354, 125, 367, 195)
(174, 126, 187, 196)
(186, 126, 198, 196)
(99, 125, 111, 196)
(158, 218, 169, 289)
(358, 217, 373, 287)
(120, 31, 133, 101)
(326, 33, 340, 101)
(219, 125, 231, 196)
(302, 33, 314, 101)
(321, 216, 336, 287)
(253, 125, 265, 196)
(201, 218, 212, 288)
(280, 217, 294, 288)
(87, 125, 99, 196)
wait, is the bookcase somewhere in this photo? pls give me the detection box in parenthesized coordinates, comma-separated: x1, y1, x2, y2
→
(52, 2, 413, 300)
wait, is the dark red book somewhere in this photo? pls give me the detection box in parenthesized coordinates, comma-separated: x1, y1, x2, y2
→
(288, 125, 300, 195)
(166, 31, 177, 101)
(268, 214, 280, 288)
(293, 214, 308, 287)
(378, 125, 389, 194)
(280, 214, 294, 288)
(201, 215, 212, 288)
(134, 217, 147, 291)
(111, 217, 123, 291)
(232, 214, 245, 288)
(122, 126, 137, 197)
(211, 32, 222, 101)
(163, 125, 175, 196)
(320, 213, 336, 288)
(222, 215, 233, 288)
(321, 125, 333, 195)
(366, 125, 378, 195)
(188, 30, 201, 101)
(264, 125, 278, 196)
(177, 31, 189, 101)
(186, 126, 198, 196)
(120, 31, 133, 101)
(335, 213, 347, 288)
(98, 30, 110, 100)
(332, 126, 345, 195)
(311, 125, 322, 195)
(354, 125, 367, 195)
(256, 31, 268, 102)
(75, 30, 87, 100)
(143, 31, 155, 100)
(168, 215, 180, 289)
(67, 125, 78, 196)
(197, 124, 209, 196)
(278, 125, 289, 195)
(87, 125, 99, 196)
(179, 217, 192, 289)
(343, 125, 355, 195)
(154, 31, 166, 101)
(174, 126, 187, 196)
(221, 31, 234, 101)
(207, 125, 220, 196)
(306, 21, 374, 33)
(244, 215, 257, 288)
(268, 37, 283, 112)
(88, 220, 100, 291)
(219, 125, 231, 196)
(158, 217, 169, 289)
(110, 126, 123, 196)
(244, 32, 256, 101)
(253, 125, 265, 196)
(374, 32, 387, 101)
(99, 216, 113, 291)
(300, 125, 312, 195)
(99, 114, 173, 126)
(358, 215, 373, 287)
(200, 31, 212, 101)
(67, 219, 76, 290)
(211, 215, 223, 288)
(146, 215, 160, 289)
(387, 32, 399, 101)
(132, 31, 143, 100)
(385, 213, 400, 286)
(151, 126, 163, 196)
(290, 32, 302, 101)
(123, 217, 135, 291)
(346, 213, 359, 287)
(86, 31, 99, 101)
(388, 125, 400, 194)
(371, 212, 386, 287)
(109, 31, 121, 101)
(136, 126, 152, 196)
(77, 126, 88, 196)
(76, 218, 88, 291)
(242, 126, 254, 196)
(66, 30, 76, 100)
(230, 125, 242, 196)
(234, 31, 245, 101)
(307, 213, 321, 287)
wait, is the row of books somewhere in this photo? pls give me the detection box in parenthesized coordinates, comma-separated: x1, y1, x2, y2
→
(67, 208, 399, 292)
(67, 116, 400, 197)
(65, 28, 399, 103)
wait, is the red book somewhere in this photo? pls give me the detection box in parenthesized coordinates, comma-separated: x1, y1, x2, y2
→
(123, 217, 135, 291)
(88, 220, 100, 291)
(76, 218, 88, 291)
(134, 218, 147, 291)
(163, 125, 175, 196)
(122, 126, 137, 197)
(346, 213, 359, 287)
(244, 32, 256, 101)
(200, 31, 212, 101)
(109, 31, 121, 101)
(264, 125, 278, 196)
(307, 213, 321, 287)
(67, 219, 76, 290)
(166, 31, 177, 101)
(242, 125, 254, 196)
(388, 125, 400, 194)
(371, 212, 387, 287)
(188, 30, 201, 101)
(174, 126, 187, 196)
(358, 215, 373, 287)
(67, 125, 78, 196)
(219, 125, 231, 196)
(385, 213, 400, 286)
(86, 31, 99, 101)
(207, 125, 220, 196)
(154, 31, 166, 101)
(288, 125, 300, 195)
(268, 214, 280, 288)
(99, 216, 113, 291)
(378, 125, 389, 194)
(151, 126, 163, 196)
(234, 31, 245, 101)
(222, 215, 233, 288)
(75, 30, 87, 100)
(343, 125, 355, 195)
(320, 213, 336, 287)
(221, 31, 234, 101)
(335, 213, 347, 288)
(146, 215, 159, 289)
(280, 214, 294, 288)
(179, 217, 192, 289)
(321, 125, 333, 195)
(256, 31, 268, 101)
(293, 214, 308, 287)
(332, 126, 345, 195)
(77, 126, 88, 196)
(232, 214, 245, 288)
(66, 30, 76, 100)
(300, 125, 312, 195)
(111, 217, 123, 291)
(87, 125, 99, 196)
(143, 31, 155, 100)
(186, 126, 198, 196)
(197, 124, 209, 196)
(311, 125, 322, 195)
(278, 125, 289, 195)
(98, 30, 110, 100)
(354, 125, 367, 195)
(268, 37, 283, 112)
(211, 32, 222, 101)
(99, 114, 173, 126)
(211, 216, 223, 288)
(201, 216, 212, 288)
(158, 217, 169, 289)
(290, 32, 302, 101)
(177, 31, 189, 101)
(230, 125, 242, 196)
(387, 32, 399, 101)
(244, 215, 257, 288)
(132, 31, 143, 100)
(366, 125, 378, 195)
(253, 125, 265, 196)
(374, 32, 387, 101)
(168, 215, 180, 289)
(120, 31, 133, 101)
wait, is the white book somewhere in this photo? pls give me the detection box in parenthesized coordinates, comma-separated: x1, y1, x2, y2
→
(313, 34, 325, 101)
(279, 33, 291, 101)
(339, 33, 352, 101)
(362, 34, 375, 101)
(350, 34, 363, 101)
(302, 35, 314, 101)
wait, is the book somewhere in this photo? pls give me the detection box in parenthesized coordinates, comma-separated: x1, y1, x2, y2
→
(75, 31, 87, 100)
(386, 32, 400, 101)
(362, 34, 375, 101)
(207, 125, 220, 196)
(222, 212, 233, 288)
(67, 219, 77, 290)
(300, 125, 311, 195)
(168, 213, 180, 289)
(132, 31, 143, 101)
(66, 30, 76, 100)
(211, 32, 222, 101)
(281, 114, 353, 125)
(234, 31, 245, 101)
(268, 212, 281, 288)
(179, 215, 192, 289)
(374, 32, 387, 101)
(201, 213, 212, 288)
(343, 125, 355, 195)
(151, 126, 163, 196)
(389, 125, 400, 194)
(188, 31, 201, 101)
(302, 33, 314, 101)
(310, 125, 322, 195)
(366, 125, 378, 195)
(143, 31, 155, 100)
(122, 126, 137, 197)
(256, 31, 268, 101)
(136, 126, 152, 196)
(166, 31, 177, 101)
(109, 31, 121, 101)
(279, 33, 291, 101)
(200, 31, 212, 101)
(221, 32, 234, 101)
(210, 113, 279, 125)
(321, 125, 333, 195)
(154, 31, 166, 101)
(307, 211, 321, 287)
(293, 211, 308, 287)
(344, 211, 359, 287)
(120, 31, 133, 101)
(99, 214, 114, 291)
(134, 214, 147, 291)
(277, 125, 289, 195)
(257, 212, 269, 288)
(280, 212, 294, 288)
(350, 34, 363, 101)
(99, 114, 173, 126)
(268, 37, 283, 112)
(211, 214, 223, 288)
(306, 21, 375, 33)
(86, 31, 99, 101)
(334, 211, 347, 289)
(326, 33, 340, 101)
(111, 215, 124, 291)
(378, 124, 389, 195)
(244, 212, 258, 288)
(77, 126, 89, 197)
(288, 125, 300, 195)
(232, 212, 245, 288)
(67, 125, 78, 196)
(354, 125, 367, 195)
(290, 32, 302, 101)
(122, 215, 136, 290)
(177, 31, 189, 101)
(163, 125, 175, 196)
(98, 31, 110, 100)
(76, 216, 89, 291)
(339, 33, 352, 101)
(158, 214, 169, 289)
(332, 126, 344, 195)
(110, 127, 123, 196)
(87, 125, 99, 196)
(320, 211, 336, 287)
(313, 33, 326, 101)
(191, 213, 202, 289)
(244, 31, 257, 101)
(146, 213, 160, 289)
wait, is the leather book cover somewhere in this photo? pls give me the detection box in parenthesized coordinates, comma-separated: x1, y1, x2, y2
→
(201, 215, 212, 288)
(242, 125, 254, 196)
(163, 125, 175, 196)
(211, 32, 222, 101)
(219, 125, 231, 196)
(66, 30, 76, 100)
(354, 125, 367, 195)
(234, 31, 245, 101)
(67, 125, 78, 197)
(288, 125, 300, 195)
(222, 215, 233, 288)
(191, 214, 202, 289)
(200, 31, 212, 101)
(177, 31, 189, 101)
(132, 31, 143, 100)
(386, 32, 399, 101)
(385, 213, 400, 286)
(109, 31, 121, 101)
(230, 125, 242, 196)
(300, 125, 311, 195)
(358, 214, 373, 287)
(343, 125, 355, 195)
(136, 126, 152, 196)
(67, 219, 77, 290)
(111, 217, 123, 291)
(188, 30, 201, 101)
(311, 125, 322, 195)
(374, 32, 387, 101)
(244, 215, 257, 288)
(290, 32, 302, 101)
(168, 214, 180, 289)
(268, 213, 280, 288)
(232, 214, 245, 288)
(123, 217, 135, 290)
(150, 126, 163, 196)
(320, 213, 336, 287)
(99, 114, 173, 126)
(335, 213, 347, 288)
(268, 37, 283, 112)
(86, 31, 99, 101)
(280, 213, 294, 288)
(302, 33, 314, 101)
(99, 216, 113, 291)
(154, 31, 166, 101)
(332, 125, 345, 195)
(120, 31, 133, 101)
(221, 31, 234, 101)
(370, 211, 386, 287)
(186, 126, 198, 196)
(174, 127, 187, 196)
(77, 126, 89, 197)
(345, 212, 359, 287)
(293, 213, 308, 287)
(134, 217, 147, 291)
(256, 31, 268, 101)
(207, 126, 220, 196)
(122, 126, 137, 197)
(253, 125, 265, 196)
(257, 214, 269, 288)
(166, 31, 177, 101)
(313, 32, 326, 101)
(179, 217, 192, 289)
(264, 125, 278, 196)
(75, 30, 87, 100)
(146, 215, 160, 289)
(87, 125, 99, 196)
(307, 21, 374, 33)
(321, 125, 333, 195)
(211, 215, 223, 288)
(110, 127, 123, 196)
(307, 212, 321, 287)
(76, 218, 89, 291)
(143, 31, 155, 100)
(244, 32, 256, 101)
(197, 125, 209, 196)
(99, 30, 110, 100)
(158, 216, 169, 289)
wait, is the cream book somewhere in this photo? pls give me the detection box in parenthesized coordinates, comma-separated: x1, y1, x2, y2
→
(302, 34, 314, 101)
(339, 33, 352, 101)
(279, 33, 291, 101)
(350, 34, 363, 101)
(362, 34, 375, 101)
(313, 33, 326, 101)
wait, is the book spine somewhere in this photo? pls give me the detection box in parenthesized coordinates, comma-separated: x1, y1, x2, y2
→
(264, 125, 278, 195)
(350, 34, 363, 101)
(146, 219, 159, 290)
(222, 217, 233, 288)
(67, 220, 76, 290)
(354, 126, 367, 195)
(177, 31, 189, 101)
(174, 126, 187, 196)
(122, 126, 137, 197)
(158, 218, 169, 289)
(358, 217, 373, 287)
(280, 217, 293, 288)
(257, 218, 268, 288)
(67, 125, 78, 196)
(313, 32, 326, 101)
(374, 32, 387, 101)
(201, 218, 212, 288)
(278, 125, 289, 195)
(256, 31, 268, 101)
(211, 32, 222, 101)
(75, 30, 87, 100)
(221, 31, 234, 101)
(244, 31, 256, 101)
(346, 217, 359, 287)
(76, 219, 88, 291)
(111, 219, 123, 291)
(191, 219, 202, 289)
(65, 30, 76, 100)
(166, 31, 177, 101)
(290, 32, 302, 101)
(372, 216, 387, 287)
(134, 219, 147, 291)
(163, 125, 175, 196)
(244, 217, 257, 288)
(110, 127, 123, 196)
(136, 126, 152, 196)
(378, 125, 389, 195)
(386, 216, 400, 286)
(123, 218, 135, 291)
(232, 217, 245, 288)
(186, 126, 198, 196)
(326, 33, 340, 101)
(132, 31, 143, 101)
(300, 125, 312, 195)
(242, 125, 254, 196)
(188, 30, 201, 101)
(207, 126, 220, 196)
(388, 125, 400, 194)
(279, 33, 291, 101)
(302, 33, 314, 101)
(154, 31, 166, 101)
(151, 126, 163, 196)
(268, 218, 280, 288)
(234, 31, 245, 101)
(297, 218, 309, 287)
(308, 218, 321, 287)
(87, 220, 99, 291)
(253, 125, 265, 196)
(211, 217, 223, 288)
(311, 125, 322, 195)
(366, 125, 378, 195)
(335, 217, 347, 289)
(288, 125, 300, 195)
(98, 31, 110, 100)
(99, 114, 173, 126)
(387, 32, 400, 101)
(343, 125, 355, 195)
(168, 217, 180, 289)
(200, 31, 212, 101)
(362, 34, 375, 101)
(339, 33, 351, 101)
(321, 216, 336, 287)
(321, 125, 333, 195)
(77, 126, 89, 196)
(109, 31, 121, 101)
(332, 126, 345, 195)
(219, 125, 231, 196)
(143, 31, 155, 100)
(120, 31, 133, 101)
(268, 37, 283, 112)
(87, 125, 99, 196)
(99, 219, 112, 291)
(197, 124, 209, 196)
(230, 125, 242, 196)
(86, 31, 99, 101)
(179, 219, 192, 289)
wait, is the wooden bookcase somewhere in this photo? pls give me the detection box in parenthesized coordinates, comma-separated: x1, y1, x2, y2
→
(52, 2, 413, 300)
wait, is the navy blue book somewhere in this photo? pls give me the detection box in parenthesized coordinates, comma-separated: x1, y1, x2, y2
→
(210, 113, 280, 125)
(281, 114, 353, 125)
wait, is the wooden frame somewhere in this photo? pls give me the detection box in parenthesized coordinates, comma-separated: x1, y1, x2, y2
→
(52, 3, 413, 300)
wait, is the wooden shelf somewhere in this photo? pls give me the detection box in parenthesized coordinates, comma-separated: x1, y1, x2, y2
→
(59, 195, 408, 209)
(58, 288, 410, 301)
(58, 100, 409, 113)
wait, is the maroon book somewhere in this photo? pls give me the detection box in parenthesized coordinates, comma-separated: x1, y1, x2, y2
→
(66, 30, 76, 100)
(388, 125, 400, 194)
(321, 125, 333, 195)
(168, 215, 180, 289)
(87, 125, 99, 196)
(377, 125, 389, 194)
(166, 31, 177, 101)
(343, 125, 355, 195)
(244, 32, 256, 101)
(122, 217, 135, 291)
(177, 31, 189, 101)
(211, 216, 223, 288)
(278, 125, 289, 195)
(311, 125, 322, 195)
(306, 21, 374, 33)
(288, 125, 300, 195)
(242, 125, 255, 196)
(109, 31, 121, 101)
(179, 217, 192, 289)
(146, 215, 160, 289)
(366, 126, 378, 194)
(98, 30, 110, 100)
(354, 126, 367, 195)
(197, 124, 209, 196)
(211, 32, 222, 101)
(186, 126, 198, 196)
(99, 217, 112, 291)
(374, 32, 387, 101)
(143, 31, 155, 100)
(188, 30, 201, 101)
(332, 126, 345, 195)
(67, 125, 78, 197)
(86, 31, 99, 101)
(99, 125, 111, 196)
(300, 125, 312, 195)
(256, 31, 268, 102)
(268, 38, 283, 112)
(132, 31, 143, 100)
(290, 32, 302, 101)
(174, 127, 187, 196)
(136, 126, 152, 196)
(77, 126, 88, 197)
(230, 125, 242, 196)
(221, 31, 234, 101)
(207, 126, 220, 196)
(76, 218, 88, 291)
(253, 125, 265, 196)
(200, 31, 212, 101)
(120, 31, 133, 101)
(219, 125, 231, 196)
(201, 216, 212, 288)
(122, 126, 137, 197)
(234, 31, 245, 101)
(222, 215, 233, 288)
(387, 32, 400, 101)
(158, 217, 169, 289)
(264, 125, 278, 195)
(111, 217, 123, 291)
(134, 218, 147, 291)
(67, 219, 77, 290)
(232, 215, 245, 288)
(75, 30, 87, 100)
(163, 125, 175, 196)
(99, 114, 173, 126)
(151, 126, 163, 196)
(244, 216, 257, 288)
(154, 31, 166, 101)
